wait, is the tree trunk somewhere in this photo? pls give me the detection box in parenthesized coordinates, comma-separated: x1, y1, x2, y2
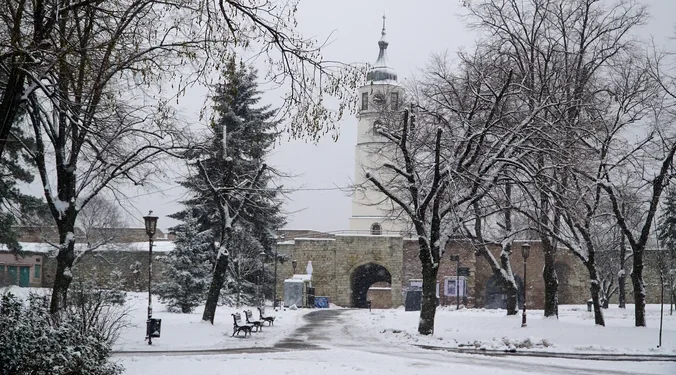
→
(49, 225, 76, 314)
(618, 225, 627, 308)
(505, 283, 518, 315)
(498, 249, 518, 315)
(202, 255, 228, 324)
(618, 276, 626, 308)
(588, 266, 605, 326)
(0, 66, 25, 158)
(631, 251, 646, 326)
(418, 263, 438, 335)
(543, 246, 559, 317)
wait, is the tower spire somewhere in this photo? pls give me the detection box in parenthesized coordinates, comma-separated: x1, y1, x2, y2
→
(381, 14, 386, 39)
(366, 15, 397, 83)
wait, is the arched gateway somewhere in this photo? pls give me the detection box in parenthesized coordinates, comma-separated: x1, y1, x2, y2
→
(275, 234, 403, 308)
(350, 262, 391, 308)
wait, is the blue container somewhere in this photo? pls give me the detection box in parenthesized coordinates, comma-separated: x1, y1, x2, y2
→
(314, 296, 330, 308)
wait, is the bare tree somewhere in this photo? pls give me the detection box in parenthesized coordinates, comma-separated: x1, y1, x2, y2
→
(1, 1, 360, 158)
(366, 46, 548, 333)
(3, 0, 357, 314)
(366, 108, 450, 335)
(76, 195, 124, 248)
(600, 50, 676, 327)
(464, 0, 649, 319)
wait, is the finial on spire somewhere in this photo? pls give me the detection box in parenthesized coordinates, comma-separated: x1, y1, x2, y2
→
(381, 14, 386, 38)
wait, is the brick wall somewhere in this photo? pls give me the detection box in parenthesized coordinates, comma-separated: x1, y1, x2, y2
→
(367, 287, 392, 308)
(472, 241, 600, 309)
(402, 239, 478, 307)
(39, 250, 169, 291)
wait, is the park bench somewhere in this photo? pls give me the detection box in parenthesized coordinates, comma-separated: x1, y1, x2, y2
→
(244, 309, 264, 332)
(231, 313, 253, 337)
(258, 306, 275, 326)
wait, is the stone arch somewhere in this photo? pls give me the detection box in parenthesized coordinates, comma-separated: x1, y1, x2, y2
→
(484, 274, 523, 310)
(349, 262, 392, 308)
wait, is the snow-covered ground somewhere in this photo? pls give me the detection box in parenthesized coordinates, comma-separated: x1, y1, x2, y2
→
(113, 295, 676, 375)
(114, 292, 310, 352)
(113, 292, 675, 355)
(351, 304, 676, 355)
(4, 288, 675, 374)
(117, 347, 675, 375)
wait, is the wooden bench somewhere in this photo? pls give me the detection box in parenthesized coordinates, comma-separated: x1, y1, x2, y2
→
(231, 313, 253, 337)
(244, 309, 263, 332)
(258, 307, 275, 326)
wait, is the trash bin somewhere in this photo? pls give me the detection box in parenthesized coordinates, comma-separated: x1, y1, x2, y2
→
(307, 287, 315, 308)
(587, 299, 593, 312)
(314, 296, 330, 308)
(405, 290, 422, 311)
(147, 318, 162, 338)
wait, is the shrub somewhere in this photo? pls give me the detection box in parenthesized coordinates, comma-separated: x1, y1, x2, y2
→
(0, 292, 123, 375)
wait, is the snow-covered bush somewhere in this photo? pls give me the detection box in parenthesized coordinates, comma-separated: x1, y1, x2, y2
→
(0, 292, 123, 375)
(67, 275, 131, 345)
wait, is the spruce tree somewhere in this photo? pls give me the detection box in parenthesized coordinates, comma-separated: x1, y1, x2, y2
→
(0, 119, 48, 251)
(658, 186, 676, 256)
(657, 186, 676, 312)
(171, 58, 285, 321)
(155, 214, 211, 313)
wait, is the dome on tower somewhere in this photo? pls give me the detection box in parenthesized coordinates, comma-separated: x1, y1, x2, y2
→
(366, 16, 398, 84)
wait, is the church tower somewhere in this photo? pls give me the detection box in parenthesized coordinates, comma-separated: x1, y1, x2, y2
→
(349, 17, 407, 235)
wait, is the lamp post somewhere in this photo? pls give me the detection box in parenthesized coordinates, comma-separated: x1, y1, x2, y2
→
(143, 211, 158, 345)
(450, 255, 461, 310)
(273, 238, 279, 310)
(521, 243, 531, 328)
(260, 250, 266, 307)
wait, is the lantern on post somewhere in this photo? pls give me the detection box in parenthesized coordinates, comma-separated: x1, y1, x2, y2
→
(143, 211, 159, 344)
(521, 243, 531, 328)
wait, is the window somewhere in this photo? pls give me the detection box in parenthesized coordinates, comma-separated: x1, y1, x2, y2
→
(361, 92, 369, 111)
(34, 264, 41, 279)
(370, 222, 382, 235)
(390, 92, 399, 110)
(373, 120, 382, 136)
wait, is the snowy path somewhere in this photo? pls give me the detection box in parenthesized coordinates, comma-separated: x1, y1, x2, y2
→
(117, 309, 676, 374)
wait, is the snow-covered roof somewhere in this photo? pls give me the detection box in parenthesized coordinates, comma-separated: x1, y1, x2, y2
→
(291, 274, 312, 281)
(0, 241, 175, 254)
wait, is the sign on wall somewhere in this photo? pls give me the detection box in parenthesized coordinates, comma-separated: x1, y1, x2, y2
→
(409, 279, 440, 297)
(409, 279, 422, 289)
(444, 276, 466, 297)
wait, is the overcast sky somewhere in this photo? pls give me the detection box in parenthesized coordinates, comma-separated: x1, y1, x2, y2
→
(124, 0, 676, 233)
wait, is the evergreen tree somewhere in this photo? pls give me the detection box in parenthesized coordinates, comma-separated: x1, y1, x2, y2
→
(155, 214, 212, 313)
(0, 116, 47, 251)
(658, 186, 676, 257)
(657, 185, 676, 311)
(170, 58, 285, 321)
(222, 223, 266, 307)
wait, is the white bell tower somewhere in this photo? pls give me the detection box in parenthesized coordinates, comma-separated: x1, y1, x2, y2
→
(349, 16, 407, 235)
